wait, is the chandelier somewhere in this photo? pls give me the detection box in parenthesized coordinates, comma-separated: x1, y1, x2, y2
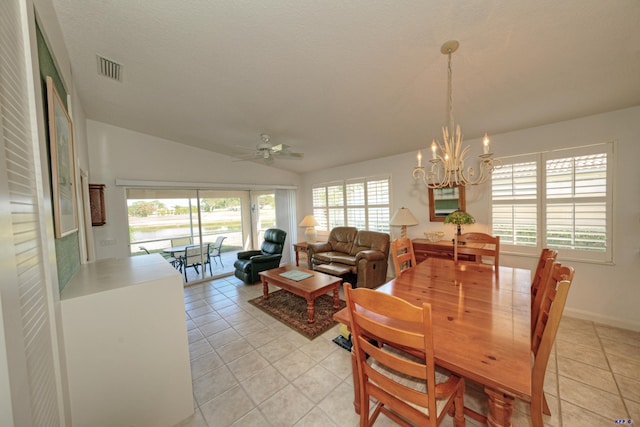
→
(413, 40, 498, 189)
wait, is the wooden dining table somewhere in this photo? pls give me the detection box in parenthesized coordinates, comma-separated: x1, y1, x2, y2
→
(333, 257, 532, 427)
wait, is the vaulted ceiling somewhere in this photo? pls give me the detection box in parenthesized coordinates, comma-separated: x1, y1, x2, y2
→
(50, 0, 640, 173)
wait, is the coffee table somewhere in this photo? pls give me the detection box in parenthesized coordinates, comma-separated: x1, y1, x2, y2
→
(259, 265, 342, 324)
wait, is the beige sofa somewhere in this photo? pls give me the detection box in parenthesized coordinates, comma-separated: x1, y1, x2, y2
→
(307, 227, 390, 289)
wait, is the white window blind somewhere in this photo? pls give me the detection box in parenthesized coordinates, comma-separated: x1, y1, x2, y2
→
(312, 176, 390, 233)
(546, 152, 608, 253)
(492, 158, 538, 247)
(491, 143, 613, 262)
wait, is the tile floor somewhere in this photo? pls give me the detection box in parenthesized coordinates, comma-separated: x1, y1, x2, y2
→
(175, 275, 640, 427)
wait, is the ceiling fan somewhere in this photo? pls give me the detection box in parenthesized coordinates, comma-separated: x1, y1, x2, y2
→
(235, 134, 304, 163)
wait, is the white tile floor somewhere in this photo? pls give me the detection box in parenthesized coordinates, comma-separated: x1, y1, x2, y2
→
(175, 275, 640, 427)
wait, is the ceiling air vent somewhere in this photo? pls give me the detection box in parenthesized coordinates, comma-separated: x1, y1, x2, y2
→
(97, 55, 122, 82)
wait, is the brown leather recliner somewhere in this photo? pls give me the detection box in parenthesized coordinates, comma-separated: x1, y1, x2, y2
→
(308, 227, 390, 289)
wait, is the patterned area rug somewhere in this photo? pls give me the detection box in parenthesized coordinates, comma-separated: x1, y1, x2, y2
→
(248, 289, 346, 340)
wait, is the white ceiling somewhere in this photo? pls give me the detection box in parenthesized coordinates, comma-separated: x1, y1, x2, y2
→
(50, 0, 640, 174)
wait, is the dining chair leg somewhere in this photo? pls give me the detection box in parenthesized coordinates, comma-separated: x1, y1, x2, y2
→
(543, 393, 551, 415)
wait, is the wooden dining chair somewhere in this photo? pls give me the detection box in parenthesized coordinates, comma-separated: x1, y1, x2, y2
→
(455, 232, 500, 268)
(530, 249, 558, 333)
(390, 237, 417, 276)
(530, 262, 575, 427)
(344, 283, 466, 427)
(531, 248, 559, 302)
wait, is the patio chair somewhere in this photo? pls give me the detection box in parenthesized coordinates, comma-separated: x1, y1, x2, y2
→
(139, 246, 179, 269)
(171, 237, 192, 247)
(181, 243, 208, 282)
(205, 236, 227, 273)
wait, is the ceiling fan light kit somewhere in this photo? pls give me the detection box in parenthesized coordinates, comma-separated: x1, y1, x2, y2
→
(235, 133, 303, 163)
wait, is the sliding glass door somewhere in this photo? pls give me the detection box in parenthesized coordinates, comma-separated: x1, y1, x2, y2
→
(127, 188, 267, 283)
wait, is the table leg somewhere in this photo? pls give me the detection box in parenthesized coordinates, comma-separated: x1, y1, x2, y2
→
(484, 387, 515, 427)
(262, 278, 269, 300)
(306, 298, 315, 323)
(332, 286, 340, 309)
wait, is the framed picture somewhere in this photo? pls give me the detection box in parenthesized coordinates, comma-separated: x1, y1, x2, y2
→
(46, 76, 78, 238)
(428, 184, 466, 222)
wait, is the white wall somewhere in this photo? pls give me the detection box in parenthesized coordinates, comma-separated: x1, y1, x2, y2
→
(299, 106, 640, 331)
(86, 120, 301, 259)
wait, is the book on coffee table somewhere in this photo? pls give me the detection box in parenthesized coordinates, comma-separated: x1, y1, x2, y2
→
(279, 270, 313, 281)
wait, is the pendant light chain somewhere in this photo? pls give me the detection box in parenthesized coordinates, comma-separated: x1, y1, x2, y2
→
(447, 49, 454, 132)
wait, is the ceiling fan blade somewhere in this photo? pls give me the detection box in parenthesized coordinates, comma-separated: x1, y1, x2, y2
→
(274, 151, 304, 159)
(270, 143, 290, 153)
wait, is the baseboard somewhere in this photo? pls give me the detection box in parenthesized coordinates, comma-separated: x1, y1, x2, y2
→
(564, 307, 640, 332)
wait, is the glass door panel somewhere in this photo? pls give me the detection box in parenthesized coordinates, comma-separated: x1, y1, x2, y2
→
(251, 191, 276, 247)
(127, 188, 251, 283)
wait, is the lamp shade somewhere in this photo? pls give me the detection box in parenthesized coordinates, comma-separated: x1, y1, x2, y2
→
(390, 207, 418, 238)
(299, 215, 319, 243)
(390, 208, 418, 226)
(299, 215, 319, 227)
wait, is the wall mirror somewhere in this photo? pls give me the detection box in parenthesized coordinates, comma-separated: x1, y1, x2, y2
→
(428, 185, 466, 222)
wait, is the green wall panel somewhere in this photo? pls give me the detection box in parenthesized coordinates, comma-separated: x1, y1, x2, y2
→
(37, 22, 80, 291)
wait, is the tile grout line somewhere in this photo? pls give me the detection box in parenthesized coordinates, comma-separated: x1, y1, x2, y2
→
(594, 322, 633, 420)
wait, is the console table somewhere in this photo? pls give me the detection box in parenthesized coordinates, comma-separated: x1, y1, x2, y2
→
(412, 238, 476, 262)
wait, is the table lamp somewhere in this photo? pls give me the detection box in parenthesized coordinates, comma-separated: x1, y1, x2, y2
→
(299, 215, 319, 243)
(390, 207, 418, 238)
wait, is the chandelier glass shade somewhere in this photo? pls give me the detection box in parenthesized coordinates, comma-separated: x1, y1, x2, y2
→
(413, 41, 498, 189)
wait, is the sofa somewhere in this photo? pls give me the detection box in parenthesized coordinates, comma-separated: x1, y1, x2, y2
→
(307, 227, 390, 289)
(233, 228, 287, 284)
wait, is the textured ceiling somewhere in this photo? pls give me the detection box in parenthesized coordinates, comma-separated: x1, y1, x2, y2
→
(50, 0, 640, 173)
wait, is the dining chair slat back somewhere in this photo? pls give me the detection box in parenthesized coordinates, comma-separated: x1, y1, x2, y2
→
(531, 255, 557, 334)
(390, 237, 417, 276)
(455, 232, 500, 269)
(530, 262, 575, 427)
(531, 249, 559, 300)
(344, 283, 466, 427)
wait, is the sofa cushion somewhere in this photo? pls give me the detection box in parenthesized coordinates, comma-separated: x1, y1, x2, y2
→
(350, 230, 390, 256)
(313, 251, 357, 266)
(315, 263, 354, 276)
(329, 254, 357, 266)
(327, 226, 358, 254)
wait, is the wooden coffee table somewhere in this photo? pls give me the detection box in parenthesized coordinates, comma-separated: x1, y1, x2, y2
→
(259, 265, 342, 324)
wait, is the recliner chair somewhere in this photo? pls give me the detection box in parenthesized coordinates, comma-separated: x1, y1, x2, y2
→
(233, 228, 287, 284)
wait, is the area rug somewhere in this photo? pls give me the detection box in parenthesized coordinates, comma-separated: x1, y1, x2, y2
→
(248, 290, 346, 340)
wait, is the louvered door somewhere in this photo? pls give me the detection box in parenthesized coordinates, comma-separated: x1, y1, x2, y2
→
(0, 0, 64, 425)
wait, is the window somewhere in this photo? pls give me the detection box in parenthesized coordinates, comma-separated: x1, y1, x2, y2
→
(492, 142, 613, 262)
(313, 176, 391, 233)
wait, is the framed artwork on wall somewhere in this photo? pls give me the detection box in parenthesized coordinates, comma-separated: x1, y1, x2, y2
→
(46, 76, 78, 238)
